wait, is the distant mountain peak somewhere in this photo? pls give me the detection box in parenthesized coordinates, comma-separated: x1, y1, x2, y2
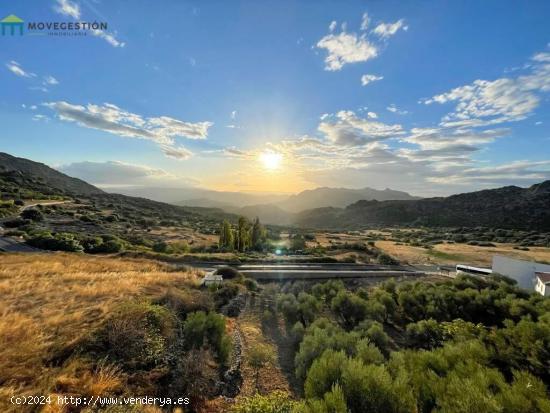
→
(277, 185, 418, 213)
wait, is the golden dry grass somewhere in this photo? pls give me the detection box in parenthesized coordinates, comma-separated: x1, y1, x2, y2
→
(376, 240, 550, 266)
(0, 252, 201, 412)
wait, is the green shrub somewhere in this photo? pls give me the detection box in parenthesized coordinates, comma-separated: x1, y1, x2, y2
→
(378, 253, 398, 265)
(3, 218, 28, 228)
(243, 277, 259, 291)
(331, 291, 368, 329)
(182, 311, 230, 364)
(231, 391, 296, 413)
(152, 241, 171, 253)
(211, 282, 240, 308)
(27, 232, 83, 252)
(21, 208, 43, 221)
(215, 266, 242, 280)
(94, 239, 124, 253)
(405, 319, 445, 349)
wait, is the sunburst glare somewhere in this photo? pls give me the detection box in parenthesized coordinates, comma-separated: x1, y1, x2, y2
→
(259, 151, 283, 170)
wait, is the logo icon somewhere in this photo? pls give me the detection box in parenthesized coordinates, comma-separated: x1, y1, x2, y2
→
(1, 15, 24, 36)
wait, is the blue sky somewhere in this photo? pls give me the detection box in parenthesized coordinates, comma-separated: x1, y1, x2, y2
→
(1, 0, 549, 196)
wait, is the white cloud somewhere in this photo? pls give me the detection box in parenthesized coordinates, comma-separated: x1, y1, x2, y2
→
(43, 75, 59, 85)
(386, 104, 408, 115)
(32, 114, 49, 122)
(54, 0, 81, 19)
(429, 160, 550, 186)
(361, 73, 383, 86)
(405, 127, 507, 150)
(425, 51, 550, 127)
(372, 19, 407, 38)
(29, 86, 49, 93)
(360, 13, 370, 31)
(316, 32, 378, 71)
(318, 110, 404, 146)
(316, 12, 406, 71)
(91, 29, 125, 48)
(5, 61, 36, 78)
(231, 110, 237, 120)
(161, 145, 193, 160)
(45, 101, 212, 160)
(367, 112, 378, 119)
(58, 160, 191, 187)
(53, 0, 125, 48)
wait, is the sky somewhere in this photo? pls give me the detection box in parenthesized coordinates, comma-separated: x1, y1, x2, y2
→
(1, 0, 549, 196)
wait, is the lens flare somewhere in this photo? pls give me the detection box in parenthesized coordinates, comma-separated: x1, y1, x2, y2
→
(260, 151, 283, 170)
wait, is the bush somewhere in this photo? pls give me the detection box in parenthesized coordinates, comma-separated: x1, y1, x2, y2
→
(79, 214, 95, 223)
(152, 241, 171, 253)
(356, 321, 392, 356)
(27, 232, 83, 252)
(88, 302, 177, 370)
(154, 288, 213, 318)
(81, 236, 104, 253)
(331, 291, 368, 329)
(3, 218, 28, 228)
(211, 282, 240, 309)
(21, 208, 43, 221)
(215, 266, 242, 280)
(405, 319, 445, 349)
(94, 239, 124, 253)
(304, 349, 347, 399)
(231, 391, 296, 413)
(378, 253, 398, 265)
(243, 277, 259, 291)
(182, 311, 230, 364)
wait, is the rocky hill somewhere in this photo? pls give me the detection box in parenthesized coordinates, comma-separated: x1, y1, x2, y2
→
(295, 181, 550, 230)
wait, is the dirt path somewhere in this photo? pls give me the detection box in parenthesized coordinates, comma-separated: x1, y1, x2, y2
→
(236, 296, 292, 398)
(21, 200, 70, 211)
(203, 293, 292, 412)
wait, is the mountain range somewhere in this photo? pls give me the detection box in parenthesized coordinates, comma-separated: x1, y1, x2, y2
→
(2, 152, 550, 231)
(111, 184, 419, 224)
(295, 182, 550, 230)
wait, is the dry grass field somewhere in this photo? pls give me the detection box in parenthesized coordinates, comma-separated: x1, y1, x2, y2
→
(375, 240, 550, 266)
(0, 253, 202, 412)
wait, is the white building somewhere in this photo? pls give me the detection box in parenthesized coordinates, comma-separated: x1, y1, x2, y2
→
(200, 271, 223, 287)
(535, 272, 550, 296)
(492, 255, 550, 292)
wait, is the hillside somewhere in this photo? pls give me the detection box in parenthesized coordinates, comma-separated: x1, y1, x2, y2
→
(0, 153, 237, 252)
(0, 152, 103, 197)
(277, 186, 418, 213)
(295, 181, 550, 230)
(235, 203, 295, 225)
(0, 152, 232, 221)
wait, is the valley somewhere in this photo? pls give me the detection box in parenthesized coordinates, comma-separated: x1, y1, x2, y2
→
(1, 152, 550, 413)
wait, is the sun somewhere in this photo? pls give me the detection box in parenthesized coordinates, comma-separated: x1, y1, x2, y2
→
(259, 151, 283, 170)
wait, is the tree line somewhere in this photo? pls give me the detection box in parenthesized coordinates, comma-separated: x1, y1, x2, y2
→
(218, 217, 267, 252)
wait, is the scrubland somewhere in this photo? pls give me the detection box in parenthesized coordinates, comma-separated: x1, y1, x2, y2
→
(0, 253, 213, 413)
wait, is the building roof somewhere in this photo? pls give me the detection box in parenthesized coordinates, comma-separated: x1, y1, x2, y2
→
(1, 15, 24, 23)
(535, 272, 550, 284)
